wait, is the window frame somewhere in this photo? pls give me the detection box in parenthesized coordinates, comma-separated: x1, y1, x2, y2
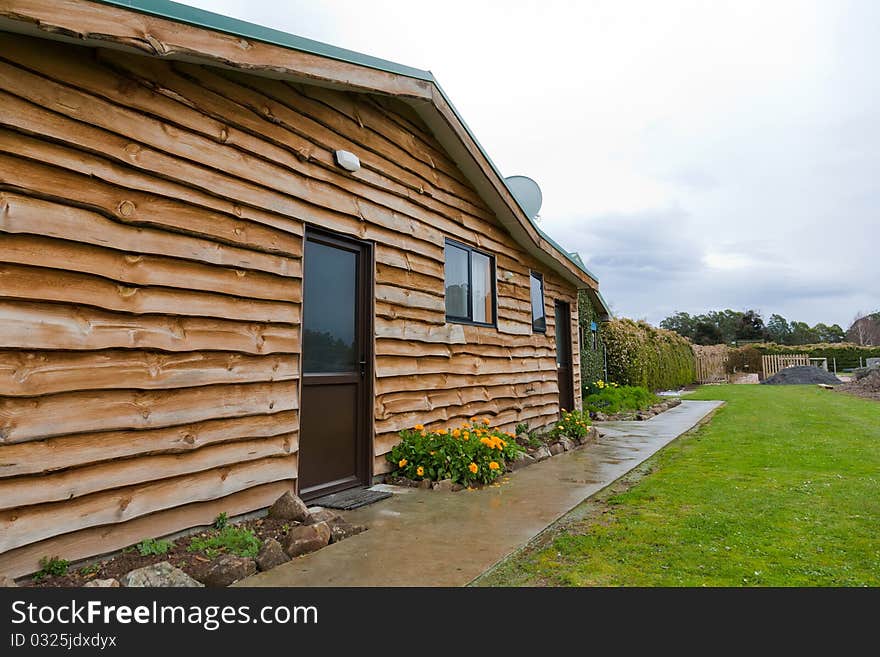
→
(444, 238, 497, 327)
(529, 270, 547, 334)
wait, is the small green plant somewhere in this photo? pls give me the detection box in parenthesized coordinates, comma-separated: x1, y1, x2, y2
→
(188, 526, 261, 558)
(213, 512, 229, 530)
(514, 422, 529, 436)
(135, 538, 173, 556)
(549, 409, 592, 440)
(32, 556, 69, 582)
(78, 563, 101, 577)
(585, 382, 660, 414)
(281, 524, 290, 533)
(388, 417, 524, 486)
(527, 431, 544, 449)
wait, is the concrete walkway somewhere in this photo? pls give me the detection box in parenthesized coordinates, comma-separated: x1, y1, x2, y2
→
(239, 400, 723, 587)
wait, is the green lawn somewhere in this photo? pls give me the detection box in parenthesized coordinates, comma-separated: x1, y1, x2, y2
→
(478, 385, 880, 586)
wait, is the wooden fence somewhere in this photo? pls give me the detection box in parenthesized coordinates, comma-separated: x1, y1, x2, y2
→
(695, 351, 729, 383)
(762, 354, 810, 378)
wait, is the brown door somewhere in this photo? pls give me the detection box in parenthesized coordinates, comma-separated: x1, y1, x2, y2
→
(555, 300, 575, 412)
(298, 229, 372, 500)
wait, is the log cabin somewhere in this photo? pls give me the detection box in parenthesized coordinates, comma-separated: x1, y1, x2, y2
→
(0, 0, 610, 577)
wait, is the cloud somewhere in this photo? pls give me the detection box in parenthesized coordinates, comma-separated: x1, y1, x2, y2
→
(177, 0, 880, 328)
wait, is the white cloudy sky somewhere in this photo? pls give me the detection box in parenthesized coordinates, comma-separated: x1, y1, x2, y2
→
(182, 0, 878, 328)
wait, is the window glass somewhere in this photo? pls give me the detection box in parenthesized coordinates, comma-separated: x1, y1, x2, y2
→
(530, 272, 546, 333)
(303, 240, 357, 373)
(472, 251, 492, 324)
(444, 243, 469, 319)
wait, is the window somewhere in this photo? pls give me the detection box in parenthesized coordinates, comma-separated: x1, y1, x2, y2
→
(444, 240, 495, 325)
(530, 271, 546, 333)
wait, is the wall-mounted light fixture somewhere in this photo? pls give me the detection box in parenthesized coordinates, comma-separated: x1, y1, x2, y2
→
(334, 149, 361, 172)
(502, 270, 515, 281)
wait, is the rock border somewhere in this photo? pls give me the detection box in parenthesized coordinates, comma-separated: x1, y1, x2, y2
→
(16, 493, 368, 588)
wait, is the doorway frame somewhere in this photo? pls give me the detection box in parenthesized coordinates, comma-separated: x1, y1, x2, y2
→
(554, 299, 575, 413)
(297, 226, 374, 501)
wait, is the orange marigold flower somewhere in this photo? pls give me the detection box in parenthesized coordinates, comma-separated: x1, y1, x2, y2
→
(557, 424, 564, 430)
(482, 417, 491, 425)
(416, 466, 424, 476)
(398, 458, 408, 468)
(420, 430, 427, 437)
(438, 428, 447, 435)
(414, 424, 424, 431)
(452, 429, 461, 438)
(468, 462, 478, 474)
(469, 416, 478, 423)
(489, 461, 500, 470)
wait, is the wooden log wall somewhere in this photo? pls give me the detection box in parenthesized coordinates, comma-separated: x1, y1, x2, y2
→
(0, 32, 582, 576)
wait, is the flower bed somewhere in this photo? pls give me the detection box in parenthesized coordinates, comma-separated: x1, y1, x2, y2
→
(386, 411, 599, 489)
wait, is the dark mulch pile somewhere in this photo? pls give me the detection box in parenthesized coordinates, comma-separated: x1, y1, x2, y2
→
(837, 367, 880, 401)
(762, 365, 841, 386)
(23, 516, 297, 588)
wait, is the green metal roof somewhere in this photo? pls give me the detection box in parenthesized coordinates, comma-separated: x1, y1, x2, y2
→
(94, 0, 601, 289)
(97, 0, 433, 79)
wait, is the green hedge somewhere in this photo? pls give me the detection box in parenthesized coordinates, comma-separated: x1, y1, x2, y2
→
(577, 290, 606, 390)
(746, 343, 880, 370)
(600, 318, 695, 391)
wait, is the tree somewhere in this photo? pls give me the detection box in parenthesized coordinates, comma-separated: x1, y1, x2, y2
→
(735, 309, 767, 341)
(705, 309, 743, 344)
(847, 311, 880, 346)
(659, 312, 696, 340)
(692, 321, 723, 345)
(766, 314, 793, 344)
(813, 323, 845, 344)
(789, 321, 819, 345)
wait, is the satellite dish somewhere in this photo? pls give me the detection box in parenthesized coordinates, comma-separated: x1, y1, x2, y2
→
(504, 175, 543, 220)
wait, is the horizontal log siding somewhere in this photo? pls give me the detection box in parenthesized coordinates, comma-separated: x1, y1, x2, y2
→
(0, 33, 581, 575)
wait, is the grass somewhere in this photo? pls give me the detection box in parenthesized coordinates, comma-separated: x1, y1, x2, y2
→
(477, 385, 880, 586)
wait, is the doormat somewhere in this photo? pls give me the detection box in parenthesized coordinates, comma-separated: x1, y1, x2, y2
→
(311, 487, 392, 510)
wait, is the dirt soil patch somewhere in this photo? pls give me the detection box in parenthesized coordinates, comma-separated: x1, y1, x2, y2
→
(22, 516, 296, 588)
(837, 367, 880, 401)
(762, 365, 841, 386)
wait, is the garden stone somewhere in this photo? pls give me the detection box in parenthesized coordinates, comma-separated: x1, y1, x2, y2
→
(418, 478, 433, 489)
(433, 479, 455, 491)
(120, 562, 203, 587)
(328, 521, 367, 543)
(594, 412, 608, 422)
(516, 433, 529, 443)
(304, 508, 343, 525)
(256, 538, 289, 572)
(84, 578, 120, 588)
(0, 574, 17, 587)
(267, 491, 309, 522)
(558, 437, 575, 451)
(532, 445, 552, 461)
(510, 452, 536, 470)
(201, 555, 256, 587)
(549, 442, 565, 456)
(283, 522, 331, 558)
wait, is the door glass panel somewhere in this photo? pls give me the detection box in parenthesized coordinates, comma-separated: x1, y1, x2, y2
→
(303, 240, 357, 373)
(472, 251, 492, 323)
(444, 243, 469, 319)
(556, 303, 570, 366)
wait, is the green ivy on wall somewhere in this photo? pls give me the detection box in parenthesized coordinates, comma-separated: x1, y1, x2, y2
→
(577, 290, 606, 394)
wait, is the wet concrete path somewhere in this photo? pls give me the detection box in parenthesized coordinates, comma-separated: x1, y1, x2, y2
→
(239, 400, 723, 587)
